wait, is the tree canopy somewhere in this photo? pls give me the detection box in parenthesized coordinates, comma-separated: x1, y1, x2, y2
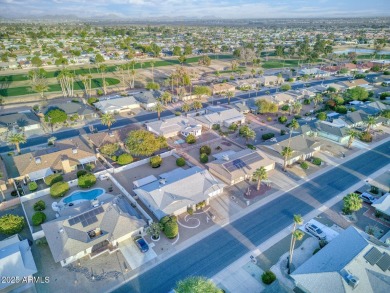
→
(126, 129, 167, 156)
(255, 99, 278, 114)
(45, 108, 67, 124)
(345, 86, 369, 101)
(175, 276, 222, 293)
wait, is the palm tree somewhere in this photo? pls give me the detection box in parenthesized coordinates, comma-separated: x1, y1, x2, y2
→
(32, 79, 48, 101)
(346, 129, 359, 149)
(226, 91, 234, 105)
(281, 146, 293, 171)
(287, 214, 304, 273)
(292, 102, 302, 115)
(154, 102, 164, 120)
(287, 119, 299, 149)
(160, 92, 172, 106)
(252, 167, 268, 191)
(191, 100, 203, 112)
(8, 133, 27, 154)
(100, 113, 116, 131)
(239, 125, 256, 143)
(312, 94, 323, 108)
(181, 102, 191, 113)
(288, 229, 305, 274)
(365, 116, 377, 133)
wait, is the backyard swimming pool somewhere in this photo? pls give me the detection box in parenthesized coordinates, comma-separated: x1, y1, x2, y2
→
(63, 188, 105, 204)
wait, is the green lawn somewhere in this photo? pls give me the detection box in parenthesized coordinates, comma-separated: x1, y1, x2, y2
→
(0, 77, 120, 97)
(357, 54, 390, 60)
(262, 58, 326, 69)
(0, 54, 232, 83)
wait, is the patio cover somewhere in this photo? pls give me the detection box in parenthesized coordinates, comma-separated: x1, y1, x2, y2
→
(79, 156, 97, 165)
(28, 168, 54, 181)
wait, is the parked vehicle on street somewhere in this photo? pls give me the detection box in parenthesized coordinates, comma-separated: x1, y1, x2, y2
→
(305, 223, 326, 240)
(134, 236, 149, 253)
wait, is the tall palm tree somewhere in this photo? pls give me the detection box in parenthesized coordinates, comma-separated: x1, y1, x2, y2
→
(181, 102, 191, 113)
(365, 116, 377, 133)
(289, 229, 305, 274)
(191, 100, 203, 112)
(252, 167, 268, 191)
(100, 113, 116, 131)
(8, 133, 27, 154)
(281, 146, 293, 171)
(160, 92, 172, 106)
(287, 119, 299, 149)
(226, 91, 234, 105)
(32, 79, 48, 102)
(154, 102, 164, 120)
(292, 102, 302, 115)
(239, 125, 256, 143)
(287, 214, 304, 273)
(346, 129, 359, 149)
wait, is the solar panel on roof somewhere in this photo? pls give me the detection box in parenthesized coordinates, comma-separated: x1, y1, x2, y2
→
(81, 220, 88, 227)
(74, 217, 81, 224)
(68, 218, 76, 226)
(364, 247, 383, 265)
(377, 253, 390, 272)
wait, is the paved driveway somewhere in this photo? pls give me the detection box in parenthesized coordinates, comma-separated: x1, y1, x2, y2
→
(119, 238, 157, 270)
(299, 219, 340, 242)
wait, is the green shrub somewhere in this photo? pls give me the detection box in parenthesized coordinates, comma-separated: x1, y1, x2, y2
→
(87, 97, 99, 105)
(78, 173, 97, 188)
(281, 105, 289, 111)
(44, 174, 63, 186)
(117, 153, 134, 165)
(247, 144, 256, 150)
(300, 162, 309, 170)
(262, 133, 275, 140)
(150, 155, 163, 168)
(175, 111, 181, 116)
(0, 214, 25, 235)
(312, 157, 322, 166)
(111, 155, 117, 161)
(200, 145, 212, 155)
(200, 153, 209, 163)
(278, 116, 288, 124)
(280, 129, 286, 135)
(77, 170, 88, 178)
(212, 124, 220, 130)
(319, 239, 328, 248)
(85, 163, 94, 172)
(316, 112, 327, 121)
(186, 134, 196, 144)
(32, 212, 46, 226)
(266, 117, 272, 122)
(281, 84, 291, 91)
(28, 181, 38, 191)
(335, 105, 347, 114)
(11, 190, 18, 197)
(33, 200, 46, 211)
(99, 143, 119, 156)
(360, 131, 372, 142)
(228, 123, 238, 132)
(313, 248, 321, 255)
(187, 207, 194, 215)
(160, 216, 179, 239)
(176, 157, 186, 167)
(50, 181, 69, 198)
(261, 270, 276, 285)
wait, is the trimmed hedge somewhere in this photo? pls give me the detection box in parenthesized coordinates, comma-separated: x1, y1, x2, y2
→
(28, 181, 38, 191)
(300, 162, 309, 170)
(200, 145, 212, 155)
(200, 153, 209, 163)
(261, 270, 276, 285)
(150, 155, 163, 168)
(262, 133, 275, 140)
(160, 215, 178, 239)
(50, 181, 69, 198)
(78, 173, 97, 188)
(278, 116, 288, 124)
(44, 174, 63, 186)
(176, 157, 186, 167)
(33, 200, 46, 211)
(312, 157, 322, 166)
(77, 170, 88, 178)
(186, 134, 196, 144)
(32, 212, 46, 226)
(0, 214, 25, 235)
(117, 153, 134, 165)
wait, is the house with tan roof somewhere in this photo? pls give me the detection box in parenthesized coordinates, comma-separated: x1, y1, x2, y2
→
(42, 195, 146, 266)
(211, 83, 236, 95)
(273, 93, 295, 105)
(146, 116, 202, 138)
(12, 137, 97, 181)
(194, 107, 245, 128)
(259, 75, 284, 86)
(340, 79, 369, 89)
(206, 149, 275, 185)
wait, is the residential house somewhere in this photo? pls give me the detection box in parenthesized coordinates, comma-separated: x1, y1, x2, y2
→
(42, 195, 146, 266)
(206, 149, 275, 185)
(356, 101, 389, 116)
(194, 107, 245, 128)
(0, 111, 41, 133)
(94, 96, 140, 114)
(146, 116, 202, 138)
(82, 130, 128, 152)
(211, 83, 236, 95)
(134, 91, 161, 110)
(233, 101, 250, 114)
(46, 102, 97, 120)
(12, 137, 97, 181)
(340, 79, 369, 89)
(365, 76, 387, 85)
(259, 75, 284, 86)
(171, 86, 198, 101)
(0, 158, 9, 194)
(134, 167, 225, 219)
(0, 235, 37, 292)
(298, 68, 331, 78)
(261, 134, 322, 165)
(315, 121, 350, 145)
(273, 93, 295, 105)
(327, 83, 347, 92)
(291, 226, 390, 293)
(372, 193, 390, 221)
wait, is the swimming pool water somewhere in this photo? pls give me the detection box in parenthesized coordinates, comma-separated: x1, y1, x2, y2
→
(63, 188, 104, 204)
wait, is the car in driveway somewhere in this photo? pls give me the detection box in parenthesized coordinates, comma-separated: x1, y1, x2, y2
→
(305, 223, 326, 240)
(134, 237, 149, 253)
(360, 193, 377, 204)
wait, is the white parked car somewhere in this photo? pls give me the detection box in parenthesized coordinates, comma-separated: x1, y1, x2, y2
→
(305, 223, 326, 240)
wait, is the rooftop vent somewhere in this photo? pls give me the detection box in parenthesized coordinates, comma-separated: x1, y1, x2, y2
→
(345, 274, 359, 289)
(59, 228, 64, 233)
(35, 157, 41, 164)
(222, 155, 230, 161)
(72, 148, 78, 154)
(159, 179, 166, 185)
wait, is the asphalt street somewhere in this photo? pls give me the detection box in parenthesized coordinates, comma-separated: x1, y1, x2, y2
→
(113, 141, 390, 293)
(0, 74, 377, 154)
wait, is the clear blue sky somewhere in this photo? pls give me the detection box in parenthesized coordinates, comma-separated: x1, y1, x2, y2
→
(1, 0, 389, 18)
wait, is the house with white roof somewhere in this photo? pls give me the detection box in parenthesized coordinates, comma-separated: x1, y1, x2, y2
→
(0, 235, 37, 292)
(372, 193, 390, 221)
(291, 226, 390, 293)
(146, 116, 202, 138)
(194, 107, 245, 128)
(134, 167, 225, 219)
(94, 96, 140, 114)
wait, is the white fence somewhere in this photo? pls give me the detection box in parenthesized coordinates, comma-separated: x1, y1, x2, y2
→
(20, 180, 79, 203)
